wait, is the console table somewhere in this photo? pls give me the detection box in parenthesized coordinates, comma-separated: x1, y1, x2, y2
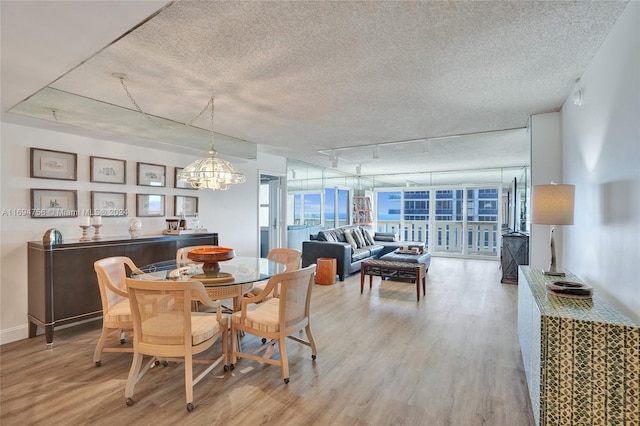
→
(27, 233, 218, 345)
(518, 265, 639, 425)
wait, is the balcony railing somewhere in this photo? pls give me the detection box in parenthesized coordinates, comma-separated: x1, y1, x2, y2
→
(377, 220, 498, 257)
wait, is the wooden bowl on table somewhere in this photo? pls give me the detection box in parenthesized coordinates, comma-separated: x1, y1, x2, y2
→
(187, 246, 235, 275)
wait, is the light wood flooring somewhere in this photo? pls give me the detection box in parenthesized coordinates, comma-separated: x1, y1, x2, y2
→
(1, 257, 534, 425)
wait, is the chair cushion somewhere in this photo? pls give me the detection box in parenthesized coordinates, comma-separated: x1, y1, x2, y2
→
(231, 298, 280, 333)
(141, 312, 221, 346)
(105, 299, 132, 323)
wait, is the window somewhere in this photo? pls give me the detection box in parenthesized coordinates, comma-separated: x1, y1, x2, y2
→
(304, 193, 321, 226)
(337, 189, 349, 226)
(292, 193, 322, 226)
(324, 188, 335, 225)
(377, 191, 401, 234)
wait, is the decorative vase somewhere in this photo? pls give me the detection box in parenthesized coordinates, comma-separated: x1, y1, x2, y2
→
(128, 218, 142, 238)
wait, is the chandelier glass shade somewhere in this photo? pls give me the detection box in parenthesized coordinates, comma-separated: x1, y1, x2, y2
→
(177, 147, 246, 190)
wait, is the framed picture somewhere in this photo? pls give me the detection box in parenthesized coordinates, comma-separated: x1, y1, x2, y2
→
(30, 148, 77, 181)
(136, 162, 166, 187)
(91, 191, 127, 217)
(174, 195, 199, 216)
(30, 189, 78, 218)
(136, 194, 165, 217)
(90, 156, 126, 184)
(174, 167, 196, 189)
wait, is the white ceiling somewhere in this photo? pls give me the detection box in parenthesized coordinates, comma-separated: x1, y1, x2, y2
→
(1, 0, 629, 184)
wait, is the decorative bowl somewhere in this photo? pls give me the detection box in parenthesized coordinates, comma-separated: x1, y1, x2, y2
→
(187, 247, 235, 274)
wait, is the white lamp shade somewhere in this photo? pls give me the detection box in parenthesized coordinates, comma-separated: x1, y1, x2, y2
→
(532, 184, 575, 225)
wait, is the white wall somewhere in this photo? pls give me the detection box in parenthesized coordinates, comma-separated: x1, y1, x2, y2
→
(0, 122, 285, 343)
(561, 2, 640, 323)
(529, 112, 563, 270)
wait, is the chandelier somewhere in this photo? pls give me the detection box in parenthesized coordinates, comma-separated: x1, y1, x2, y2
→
(176, 96, 245, 190)
(117, 74, 245, 190)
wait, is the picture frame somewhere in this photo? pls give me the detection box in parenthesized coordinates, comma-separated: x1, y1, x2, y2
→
(136, 194, 165, 217)
(174, 195, 199, 216)
(30, 188, 78, 218)
(90, 156, 126, 184)
(174, 167, 196, 190)
(30, 148, 77, 181)
(136, 162, 166, 187)
(91, 191, 127, 217)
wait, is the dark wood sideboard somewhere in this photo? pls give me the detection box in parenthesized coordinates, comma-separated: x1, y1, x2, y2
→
(27, 233, 218, 345)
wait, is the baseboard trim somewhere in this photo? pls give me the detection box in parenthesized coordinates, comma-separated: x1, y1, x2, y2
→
(0, 324, 28, 346)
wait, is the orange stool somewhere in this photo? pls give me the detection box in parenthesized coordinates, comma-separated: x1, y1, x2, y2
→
(315, 258, 337, 285)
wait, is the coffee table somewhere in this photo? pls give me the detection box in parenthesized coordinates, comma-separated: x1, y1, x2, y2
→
(360, 259, 427, 302)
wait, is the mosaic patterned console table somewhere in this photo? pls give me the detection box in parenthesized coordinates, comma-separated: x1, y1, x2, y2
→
(518, 266, 639, 425)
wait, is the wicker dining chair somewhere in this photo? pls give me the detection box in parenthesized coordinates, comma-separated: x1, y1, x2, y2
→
(230, 264, 317, 384)
(124, 278, 228, 412)
(93, 256, 138, 366)
(248, 247, 301, 299)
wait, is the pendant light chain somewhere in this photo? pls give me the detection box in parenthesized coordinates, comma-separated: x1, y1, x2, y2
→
(118, 76, 214, 130)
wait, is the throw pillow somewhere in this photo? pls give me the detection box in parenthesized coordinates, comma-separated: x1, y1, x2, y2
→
(344, 231, 358, 249)
(352, 228, 366, 248)
(363, 228, 376, 245)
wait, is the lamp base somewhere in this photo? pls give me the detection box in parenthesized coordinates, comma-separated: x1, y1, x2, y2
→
(542, 269, 565, 277)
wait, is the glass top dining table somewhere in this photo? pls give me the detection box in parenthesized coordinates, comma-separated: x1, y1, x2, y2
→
(131, 256, 286, 287)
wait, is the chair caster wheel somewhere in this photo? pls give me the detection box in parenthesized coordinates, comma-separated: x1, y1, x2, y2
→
(230, 364, 235, 370)
(95, 361, 101, 367)
(223, 364, 229, 372)
(120, 338, 126, 344)
(186, 403, 195, 412)
(162, 361, 169, 367)
(262, 338, 267, 344)
(312, 354, 317, 360)
(154, 360, 160, 366)
(126, 398, 135, 406)
(284, 377, 290, 384)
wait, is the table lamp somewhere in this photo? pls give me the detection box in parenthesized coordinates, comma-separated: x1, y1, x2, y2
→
(532, 183, 575, 277)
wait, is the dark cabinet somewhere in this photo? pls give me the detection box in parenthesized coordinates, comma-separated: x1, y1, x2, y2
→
(27, 233, 218, 345)
(500, 233, 529, 284)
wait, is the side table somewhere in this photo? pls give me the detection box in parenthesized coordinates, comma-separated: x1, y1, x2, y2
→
(315, 257, 337, 285)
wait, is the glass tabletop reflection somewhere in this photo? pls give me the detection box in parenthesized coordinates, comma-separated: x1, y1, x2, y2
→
(131, 256, 286, 287)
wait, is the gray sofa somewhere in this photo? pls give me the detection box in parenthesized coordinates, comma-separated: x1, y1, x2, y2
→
(301, 225, 401, 281)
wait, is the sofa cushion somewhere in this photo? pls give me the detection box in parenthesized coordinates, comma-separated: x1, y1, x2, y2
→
(344, 231, 358, 249)
(352, 228, 366, 248)
(362, 228, 376, 245)
(318, 230, 338, 242)
(352, 248, 371, 261)
(374, 233, 397, 242)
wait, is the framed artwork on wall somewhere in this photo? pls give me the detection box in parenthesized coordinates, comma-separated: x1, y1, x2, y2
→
(90, 156, 126, 184)
(30, 189, 78, 218)
(91, 191, 127, 217)
(174, 167, 196, 189)
(174, 195, 198, 216)
(30, 148, 77, 181)
(136, 194, 165, 217)
(136, 162, 166, 187)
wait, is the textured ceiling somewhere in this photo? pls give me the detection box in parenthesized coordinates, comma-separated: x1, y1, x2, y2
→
(3, 0, 629, 182)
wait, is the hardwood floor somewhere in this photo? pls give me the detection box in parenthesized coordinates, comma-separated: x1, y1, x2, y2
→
(0, 257, 534, 425)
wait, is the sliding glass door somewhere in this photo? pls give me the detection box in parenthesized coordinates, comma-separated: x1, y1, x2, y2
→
(375, 186, 499, 258)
